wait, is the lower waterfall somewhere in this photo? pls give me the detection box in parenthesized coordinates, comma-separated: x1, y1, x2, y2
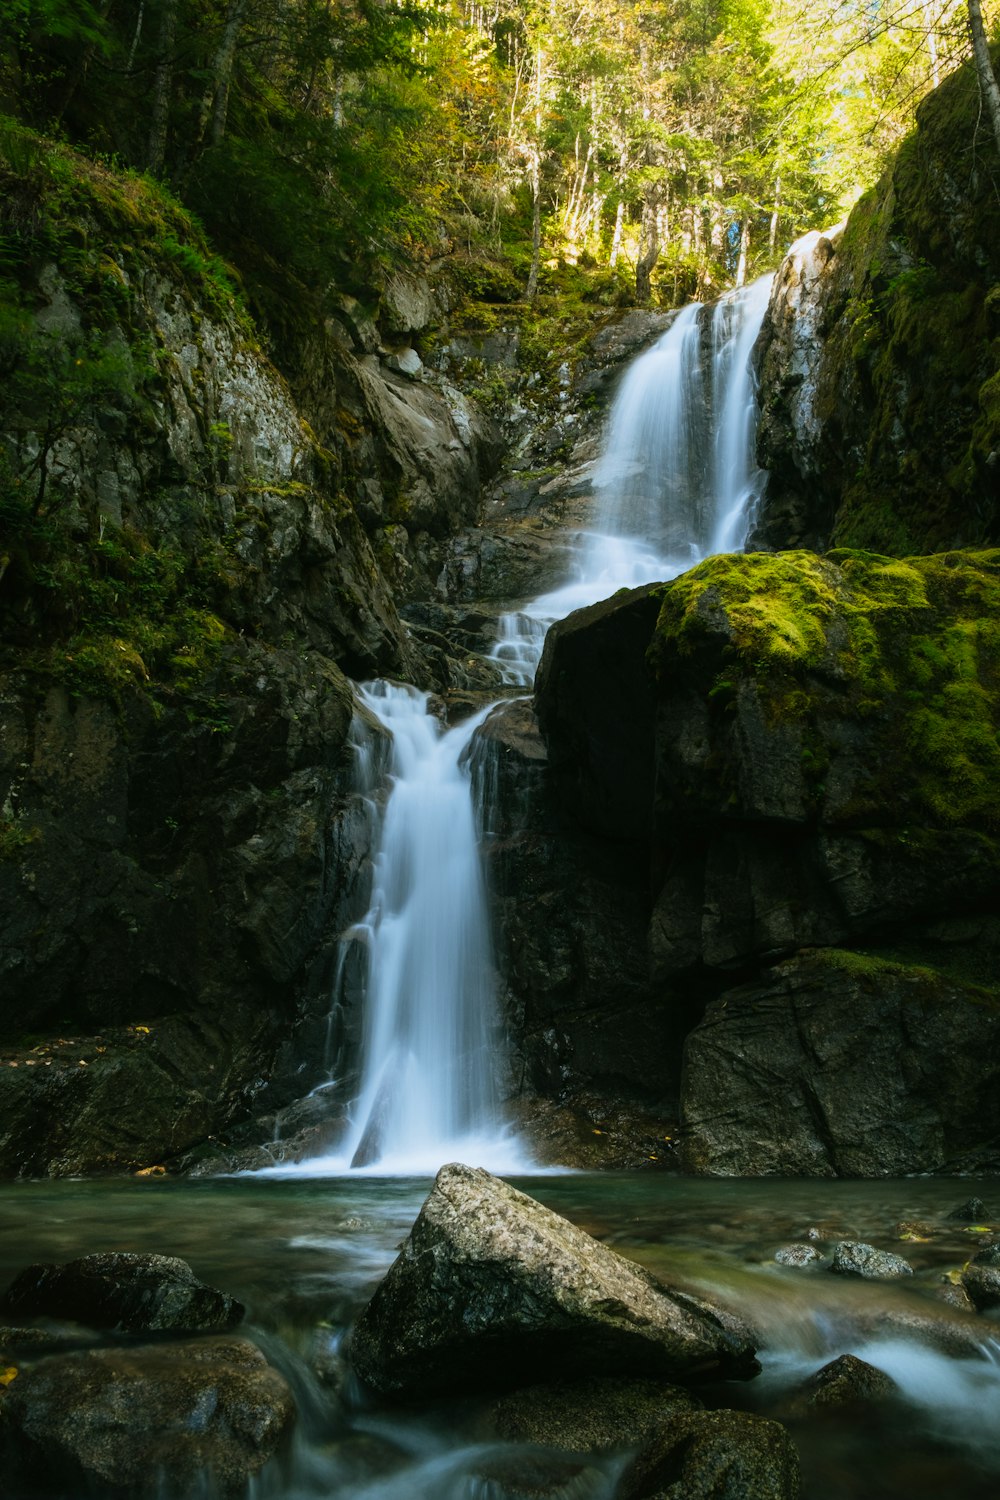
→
(278, 275, 773, 1174)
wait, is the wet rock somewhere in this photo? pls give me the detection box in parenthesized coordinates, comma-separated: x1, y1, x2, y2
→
(969, 1240, 1000, 1266)
(893, 1221, 935, 1243)
(947, 1197, 991, 1222)
(850, 1306, 988, 1360)
(961, 1261, 1000, 1311)
(490, 1376, 700, 1452)
(349, 1163, 758, 1399)
(793, 1353, 897, 1409)
(1, 1252, 244, 1334)
(829, 1242, 913, 1280)
(616, 1409, 800, 1500)
(934, 1279, 977, 1314)
(0, 1336, 293, 1495)
(774, 1245, 824, 1269)
(470, 1448, 603, 1499)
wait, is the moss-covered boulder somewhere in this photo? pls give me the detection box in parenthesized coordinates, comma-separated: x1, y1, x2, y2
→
(756, 51, 1000, 555)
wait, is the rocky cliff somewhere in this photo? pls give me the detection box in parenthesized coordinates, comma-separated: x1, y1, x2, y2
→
(493, 549, 1000, 1175)
(754, 54, 1000, 555)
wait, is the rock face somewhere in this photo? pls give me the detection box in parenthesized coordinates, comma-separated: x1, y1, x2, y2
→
(1, 1252, 243, 1333)
(349, 1164, 758, 1397)
(0, 1336, 293, 1495)
(754, 55, 1000, 555)
(516, 548, 1000, 1175)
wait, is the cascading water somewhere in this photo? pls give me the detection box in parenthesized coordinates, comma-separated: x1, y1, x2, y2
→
(275, 275, 774, 1173)
(491, 275, 774, 683)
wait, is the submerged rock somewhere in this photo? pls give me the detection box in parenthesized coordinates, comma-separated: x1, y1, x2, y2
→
(829, 1242, 913, 1280)
(774, 1246, 824, 1269)
(961, 1247, 1000, 1311)
(0, 1252, 243, 1334)
(946, 1198, 991, 1223)
(349, 1164, 758, 1399)
(490, 1376, 700, 1453)
(616, 1410, 800, 1500)
(0, 1336, 293, 1495)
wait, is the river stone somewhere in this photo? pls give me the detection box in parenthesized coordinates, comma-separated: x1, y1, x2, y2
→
(616, 1410, 800, 1500)
(774, 1245, 824, 1268)
(961, 1262, 1000, 1311)
(946, 1197, 991, 1222)
(794, 1353, 898, 1409)
(490, 1376, 701, 1452)
(348, 1164, 758, 1398)
(0, 1252, 243, 1333)
(829, 1242, 913, 1280)
(0, 1336, 293, 1495)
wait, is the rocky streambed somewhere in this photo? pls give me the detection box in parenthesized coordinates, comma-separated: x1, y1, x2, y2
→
(1, 1169, 999, 1500)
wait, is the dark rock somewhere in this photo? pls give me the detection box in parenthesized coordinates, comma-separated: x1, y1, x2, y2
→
(848, 1306, 988, 1360)
(490, 1376, 700, 1452)
(470, 1448, 602, 1499)
(971, 1240, 1000, 1266)
(616, 1409, 800, 1500)
(774, 1246, 824, 1269)
(679, 951, 1000, 1177)
(1, 1252, 243, 1333)
(946, 1198, 991, 1222)
(829, 1242, 913, 1280)
(349, 1164, 758, 1399)
(0, 1335, 293, 1495)
(793, 1353, 897, 1409)
(961, 1263, 1000, 1311)
(934, 1280, 977, 1314)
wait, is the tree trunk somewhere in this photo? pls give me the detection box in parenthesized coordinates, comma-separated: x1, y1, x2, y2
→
(735, 217, 750, 287)
(769, 175, 782, 258)
(609, 199, 625, 267)
(147, 0, 178, 175)
(526, 152, 542, 301)
(968, 0, 1000, 159)
(635, 189, 661, 305)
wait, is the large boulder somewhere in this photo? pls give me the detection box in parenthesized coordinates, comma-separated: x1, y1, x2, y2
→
(349, 1164, 758, 1398)
(0, 1336, 293, 1496)
(0, 1252, 243, 1334)
(490, 1376, 701, 1452)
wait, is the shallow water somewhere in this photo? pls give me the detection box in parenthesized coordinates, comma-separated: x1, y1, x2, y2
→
(2, 1173, 999, 1499)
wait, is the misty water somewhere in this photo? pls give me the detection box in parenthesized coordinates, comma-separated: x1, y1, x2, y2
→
(2, 1174, 999, 1499)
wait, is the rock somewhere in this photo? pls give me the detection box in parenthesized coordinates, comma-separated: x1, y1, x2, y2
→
(969, 1240, 1000, 1266)
(774, 1245, 824, 1269)
(349, 1164, 758, 1399)
(0, 1336, 293, 1495)
(792, 1353, 897, 1409)
(679, 950, 1000, 1177)
(893, 1221, 934, 1243)
(829, 1242, 913, 1280)
(961, 1263, 1000, 1311)
(946, 1198, 991, 1222)
(381, 273, 436, 336)
(490, 1376, 700, 1452)
(384, 347, 423, 380)
(470, 1449, 601, 1499)
(849, 1306, 988, 1361)
(616, 1410, 800, 1500)
(934, 1280, 976, 1314)
(1, 1252, 244, 1333)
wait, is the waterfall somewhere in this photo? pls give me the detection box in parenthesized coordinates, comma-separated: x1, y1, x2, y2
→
(490, 274, 774, 685)
(269, 276, 773, 1175)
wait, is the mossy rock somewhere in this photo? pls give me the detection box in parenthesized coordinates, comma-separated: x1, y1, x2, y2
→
(650, 548, 1000, 828)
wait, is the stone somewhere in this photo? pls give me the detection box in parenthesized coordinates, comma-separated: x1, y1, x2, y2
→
(490, 1376, 700, 1452)
(616, 1410, 800, 1500)
(793, 1353, 897, 1409)
(384, 346, 423, 380)
(774, 1245, 824, 1268)
(829, 1242, 913, 1280)
(961, 1262, 1000, 1311)
(348, 1164, 758, 1398)
(0, 1336, 293, 1495)
(946, 1198, 991, 1222)
(1, 1252, 244, 1334)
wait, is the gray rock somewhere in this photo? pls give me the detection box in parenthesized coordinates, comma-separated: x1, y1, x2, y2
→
(1, 1252, 243, 1333)
(384, 347, 423, 380)
(829, 1242, 913, 1280)
(349, 1163, 758, 1398)
(616, 1409, 800, 1500)
(946, 1197, 991, 1222)
(0, 1336, 293, 1495)
(774, 1245, 824, 1268)
(793, 1353, 897, 1409)
(490, 1376, 700, 1452)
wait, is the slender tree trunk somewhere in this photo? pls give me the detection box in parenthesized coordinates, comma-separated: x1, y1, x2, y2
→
(609, 199, 625, 267)
(635, 188, 661, 304)
(210, 0, 248, 146)
(525, 43, 545, 302)
(968, 0, 1000, 158)
(147, 0, 178, 175)
(735, 217, 750, 287)
(769, 175, 782, 258)
(924, 1, 941, 89)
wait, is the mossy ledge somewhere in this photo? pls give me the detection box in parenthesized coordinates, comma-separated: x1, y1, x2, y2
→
(650, 547, 1000, 828)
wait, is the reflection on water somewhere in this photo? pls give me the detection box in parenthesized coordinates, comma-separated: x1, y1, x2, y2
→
(1, 1174, 999, 1499)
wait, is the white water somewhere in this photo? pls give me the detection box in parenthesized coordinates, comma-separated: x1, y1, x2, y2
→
(491, 275, 773, 685)
(272, 276, 773, 1173)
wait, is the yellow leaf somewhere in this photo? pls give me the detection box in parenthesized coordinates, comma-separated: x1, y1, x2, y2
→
(0, 1367, 17, 1387)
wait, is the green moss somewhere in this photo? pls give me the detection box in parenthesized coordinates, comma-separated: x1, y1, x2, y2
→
(650, 548, 1000, 828)
(0, 819, 39, 862)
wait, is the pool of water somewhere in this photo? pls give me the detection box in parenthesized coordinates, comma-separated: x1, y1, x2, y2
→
(1, 1172, 998, 1498)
